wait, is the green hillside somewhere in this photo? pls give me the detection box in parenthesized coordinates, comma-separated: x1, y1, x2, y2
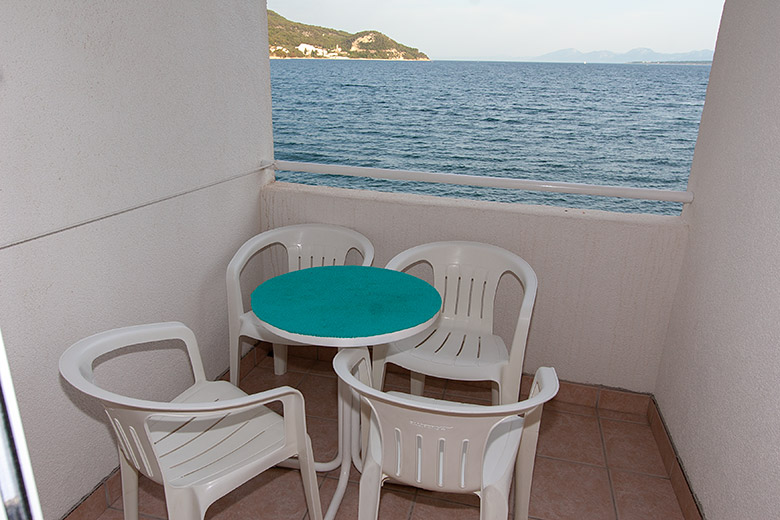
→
(268, 10, 429, 60)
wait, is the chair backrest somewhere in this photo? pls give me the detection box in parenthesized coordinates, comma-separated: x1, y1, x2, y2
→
(385, 241, 537, 337)
(333, 349, 558, 493)
(229, 223, 374, 275)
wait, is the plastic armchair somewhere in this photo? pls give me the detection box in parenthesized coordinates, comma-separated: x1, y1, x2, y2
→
(372, 241, 538, 404)
(333, 348, 558, 520)
(227, 223, 374, 383)
(59, 322, 322, 520)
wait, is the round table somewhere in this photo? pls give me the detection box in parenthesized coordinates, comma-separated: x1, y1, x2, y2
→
(252, 265, 441, 346)
(251, 265, 441, 520)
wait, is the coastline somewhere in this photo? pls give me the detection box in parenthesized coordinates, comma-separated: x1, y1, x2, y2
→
(270, 56, 430, 61)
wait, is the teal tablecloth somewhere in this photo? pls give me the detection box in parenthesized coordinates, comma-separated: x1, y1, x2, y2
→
(251, 265, 441, 340)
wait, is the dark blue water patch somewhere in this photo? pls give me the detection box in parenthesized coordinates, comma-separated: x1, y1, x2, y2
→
(271, 60, 709, 215)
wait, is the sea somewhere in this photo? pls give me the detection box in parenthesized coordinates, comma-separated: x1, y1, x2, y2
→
(270, 60, 711, 215)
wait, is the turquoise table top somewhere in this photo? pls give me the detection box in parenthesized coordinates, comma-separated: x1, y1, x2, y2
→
(251, 265, 442, 347)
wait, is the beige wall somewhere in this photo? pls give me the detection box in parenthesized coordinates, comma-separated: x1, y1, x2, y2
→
(261, 183, 688, 392)
(656, 1, 780, 518)
(0, 2, 273, 517)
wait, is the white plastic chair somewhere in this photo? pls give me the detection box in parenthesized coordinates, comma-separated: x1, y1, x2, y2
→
(59, 322, 322, 520)
(334, 348, 558, 520)
(372, 241, 538, 404)
(227, 223, 374, 383)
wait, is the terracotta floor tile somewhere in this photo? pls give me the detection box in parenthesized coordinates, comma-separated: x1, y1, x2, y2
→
(555, 381, 599, 408)
(325, 462, 362, 484)
(239, 366, 307, 394)
(99, 506, 164, 520)
(286, 352, 318, 371)
(296, 374, 339, 420)
(206, 467, 314, 520)
(288, 345, 319, 360)
(598, 408, 648, 424)
(316, 477, 416, 520)
(529, 457, 616, 520)
(324, 464, 425, 493)
(239, 349, 257, 381)
(416, 487, 481, 508)
(537, 410, 606, 466)
(94, 509, 129, 520)
(110, 475, 167, 518)
(601, 419, 666, 476)
(544, 400, 598, 417)
(444, 379, 494, 401)
(105, 470, 122, 505)
(304, 416, 340, 463)
(610, 470, 684, 520)
(307, 359, 338, 378)
(66, 484, 108, 520)
(256, 346, 275, 369)
(598, 390, 650, 416)
(441, 392, 492, 406)
(238, 366, 307, 414)
(316, 346, 337, 361)
(410, 495, 480, 520)
(380, 368, 448, 396)
(520, 374, 533, 398)
(384, 384, 447, 400)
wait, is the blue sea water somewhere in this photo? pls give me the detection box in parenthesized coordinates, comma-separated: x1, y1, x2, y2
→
(270, 60, 710, 215)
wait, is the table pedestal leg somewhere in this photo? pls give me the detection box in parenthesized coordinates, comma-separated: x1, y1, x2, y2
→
(324, 376, 353, 520)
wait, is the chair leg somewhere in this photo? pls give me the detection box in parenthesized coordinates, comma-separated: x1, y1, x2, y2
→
(358, 459, 383, 520)
(370, 344, 388, 390)
(119, 452, 139, 520)
(410, 371, 426, 396)
(480, 485, 510, 520)
(299, 434, 323, 520)
(164, 487, 206, 520)
(513, 407, 543, 520)
(512, 462, 533, 520)
(273, 343, 288, 375)
(229, 334, 241, 386)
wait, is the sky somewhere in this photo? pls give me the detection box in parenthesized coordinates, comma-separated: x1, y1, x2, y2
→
(266, 0, 726, 60)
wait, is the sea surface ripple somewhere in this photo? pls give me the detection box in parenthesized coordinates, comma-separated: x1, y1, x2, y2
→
(271, 60, 710, 215)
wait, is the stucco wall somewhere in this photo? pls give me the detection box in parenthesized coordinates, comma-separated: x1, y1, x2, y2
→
(656, 1, 780, 518)
(261, 183, 688, 392)
(0, 2, 272, 517)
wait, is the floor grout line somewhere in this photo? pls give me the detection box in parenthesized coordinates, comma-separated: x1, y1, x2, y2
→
(598, 414, 621, 520)
(534, 454, 607, 470)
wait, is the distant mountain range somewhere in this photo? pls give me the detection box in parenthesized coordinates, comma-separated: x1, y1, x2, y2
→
(533, 47, 713, 64)
(267, 10, 429, 61)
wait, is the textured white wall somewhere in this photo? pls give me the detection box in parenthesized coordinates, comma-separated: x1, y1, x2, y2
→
(261, 183, 688, 392)
(656, 1, 780, 518)
(0, 2, 273, 517)
(0, 1, 271, 248)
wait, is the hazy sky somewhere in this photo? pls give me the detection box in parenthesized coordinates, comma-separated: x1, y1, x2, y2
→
(266, 0, 726, 60)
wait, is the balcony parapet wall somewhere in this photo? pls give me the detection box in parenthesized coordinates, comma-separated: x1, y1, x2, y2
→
(260, 181, 688, 392)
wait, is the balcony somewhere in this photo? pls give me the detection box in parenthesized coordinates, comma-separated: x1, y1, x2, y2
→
(3, 2, 780, 520)
(64, 340, 695, 520)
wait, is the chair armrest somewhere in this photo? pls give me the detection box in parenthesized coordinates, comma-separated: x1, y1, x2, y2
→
(149, 385, 306, 414)
(226, 236, 273, 324)
(59, 322, 208, 387)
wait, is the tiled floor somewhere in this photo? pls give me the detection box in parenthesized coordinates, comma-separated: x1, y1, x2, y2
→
(82, 349, 688, 520)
